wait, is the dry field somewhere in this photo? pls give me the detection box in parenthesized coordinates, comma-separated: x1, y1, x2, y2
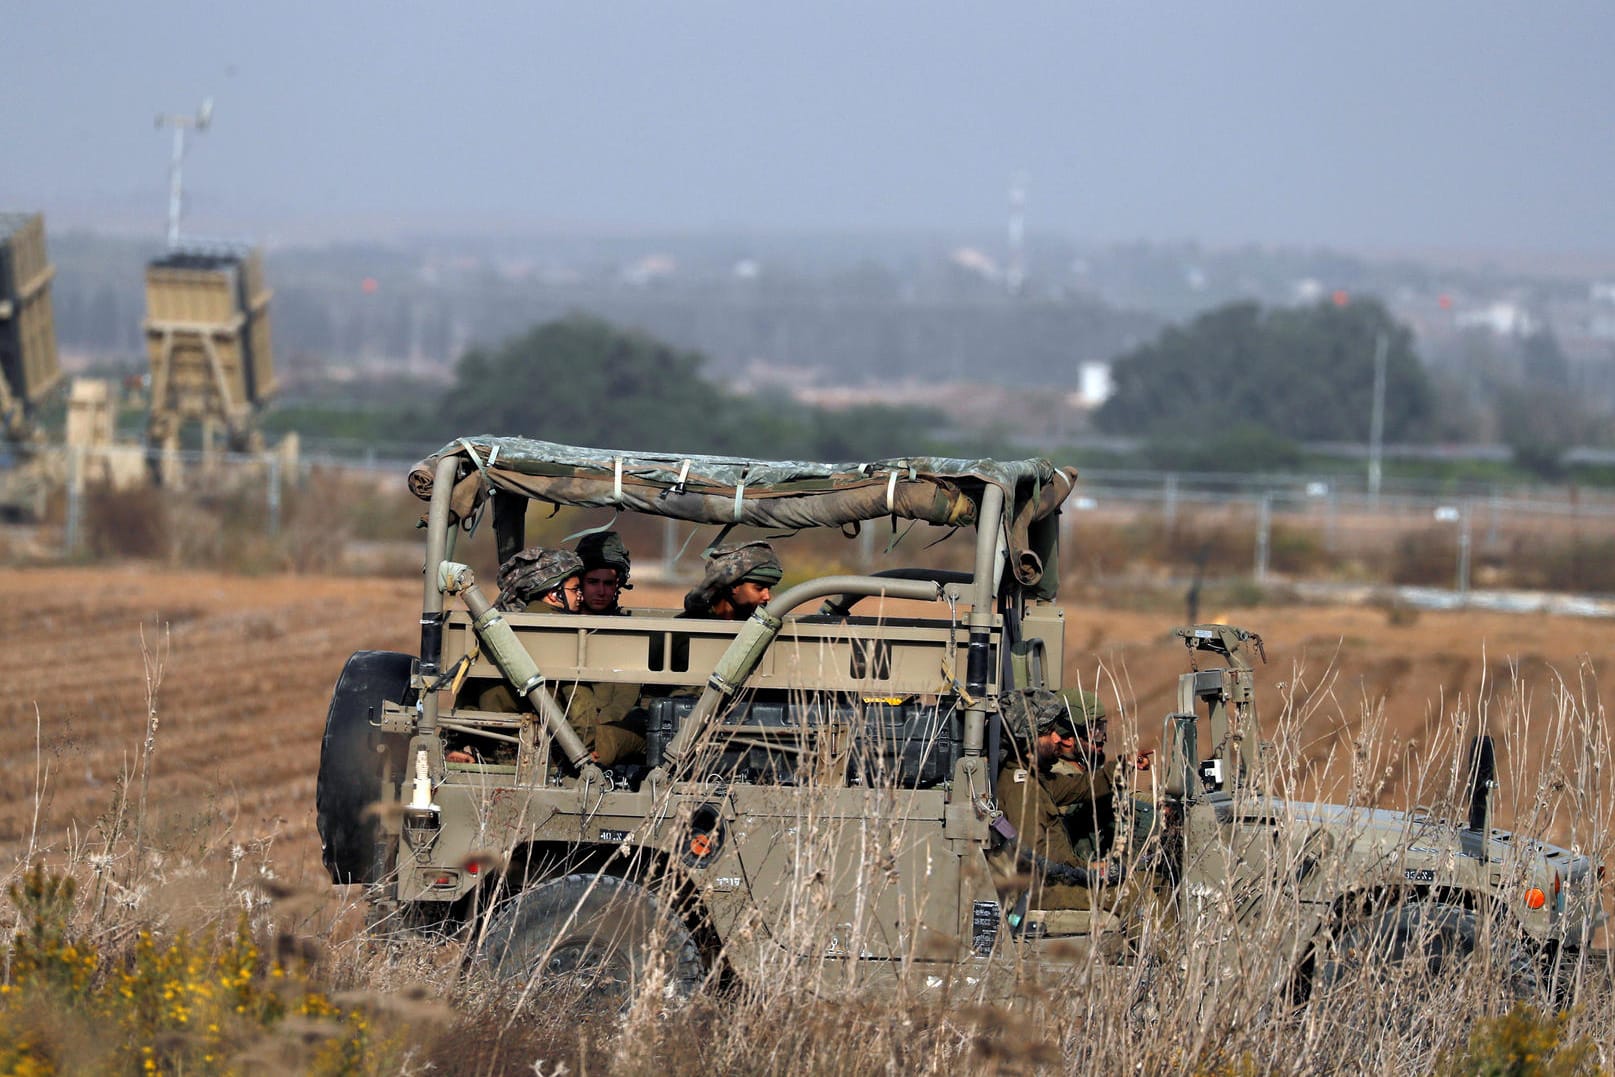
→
(4, 565, 1615, 1072)
(3, 564, 1611, 884)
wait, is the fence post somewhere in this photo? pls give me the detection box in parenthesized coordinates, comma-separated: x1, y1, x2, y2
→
(1254, 493, 1272, 584)
(1457, 505, 1472, 597)
(1163, 472, 1178, 530)
(64, 446, 83, 557)
(266, 451, 282, 536)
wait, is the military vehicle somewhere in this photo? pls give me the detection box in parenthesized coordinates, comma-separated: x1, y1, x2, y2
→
(316, 437, 1605, 1002)
(0, 212, 65, 519)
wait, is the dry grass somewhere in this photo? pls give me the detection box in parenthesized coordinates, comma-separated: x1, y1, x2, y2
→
(3, 646, 1613, 1075)
(2, 571, 1615, 1073)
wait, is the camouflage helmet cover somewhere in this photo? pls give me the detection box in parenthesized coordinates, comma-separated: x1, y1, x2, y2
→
(683, 541, 782, 614)
(1000, 688, 1068, 743)
(702, 541, 782, 588)
(1058, 687, 1107, 728)
(576, 530, 632, 583)
(496, 546, 583, 610)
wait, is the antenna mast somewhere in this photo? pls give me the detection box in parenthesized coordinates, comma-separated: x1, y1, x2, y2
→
(154, 98, 213, 248)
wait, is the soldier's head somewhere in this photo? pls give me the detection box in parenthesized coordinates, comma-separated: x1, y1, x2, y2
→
(495, 547, 584, 613)
(1002, 688, 1069, 765)
(683, 541, 783, 620)
(575, 530, 632, 614)
(1058, 687, 1108, 767)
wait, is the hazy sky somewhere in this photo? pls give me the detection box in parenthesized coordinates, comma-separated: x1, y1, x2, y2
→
(6, 2, 1612, 254)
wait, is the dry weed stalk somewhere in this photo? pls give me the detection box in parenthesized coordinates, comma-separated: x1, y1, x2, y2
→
(131, 619, 170, 870)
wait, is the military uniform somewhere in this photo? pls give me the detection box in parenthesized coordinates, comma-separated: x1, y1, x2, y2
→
(560, 681, 646, 766)
(995, 750, 1096, 911)
(1048, 759, 1115, 860)
(463, 545, 647, 767)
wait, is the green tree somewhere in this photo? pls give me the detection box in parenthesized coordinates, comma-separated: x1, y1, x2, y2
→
(434, 313, 719, 451)
(1141, 421, 1304, 473)
(1520, 327, 1571, 390)
(422, 313, 950, 461)
(1095, 298, 1434, 444)
(1496, 384, 1593, 479)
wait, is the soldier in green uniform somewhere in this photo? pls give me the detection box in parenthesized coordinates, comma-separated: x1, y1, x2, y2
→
(682, 541, 783, 620)
(1051, 687, 1157, 862)
(575, 530, 633, 615)
(993, 689, 1120, 912)
(463, 546, 646, 767)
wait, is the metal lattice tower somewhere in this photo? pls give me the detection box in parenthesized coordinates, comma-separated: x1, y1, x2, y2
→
(154, 98, 213, 249)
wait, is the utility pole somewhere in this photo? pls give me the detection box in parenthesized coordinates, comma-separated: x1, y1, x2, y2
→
(1367, 331, 1388, 507)
(1006, 172, 1027, 296)
(155, 98, 213, 248)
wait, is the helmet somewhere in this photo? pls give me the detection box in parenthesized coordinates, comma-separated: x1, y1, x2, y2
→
(576, 530, 632, 585)
(703, 541, 782, 588)
(1058, 688, 1107, 729)
(495, 547, 583, 611)
(1001, 688, 1066, 744)
(683, 541, 782, 615)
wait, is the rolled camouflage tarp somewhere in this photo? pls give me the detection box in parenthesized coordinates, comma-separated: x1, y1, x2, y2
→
(408, 436, 1079, 587)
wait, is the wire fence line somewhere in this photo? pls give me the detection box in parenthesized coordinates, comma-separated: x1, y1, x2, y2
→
(1063, 474, 1615, 600)
(37, 443, 1615, 606)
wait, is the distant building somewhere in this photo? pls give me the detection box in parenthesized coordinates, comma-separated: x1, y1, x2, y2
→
(1075, 360, 1113, 408)
(1590, 283, 1615, 342)
(1455, 300, 1537, 337)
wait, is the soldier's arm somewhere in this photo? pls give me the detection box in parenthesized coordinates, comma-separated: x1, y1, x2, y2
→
(1047, 765, 1111, 807)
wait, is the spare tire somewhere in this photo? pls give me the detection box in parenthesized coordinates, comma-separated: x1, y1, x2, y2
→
(316, 650, 414, 884)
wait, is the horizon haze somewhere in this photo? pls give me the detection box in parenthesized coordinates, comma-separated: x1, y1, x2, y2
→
(5, 3, 1613, 261)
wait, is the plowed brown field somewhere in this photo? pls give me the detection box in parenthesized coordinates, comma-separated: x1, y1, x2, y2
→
(3, 566, 1612, 888)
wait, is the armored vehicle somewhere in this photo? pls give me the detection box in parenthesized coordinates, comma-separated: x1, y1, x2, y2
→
(317, 437, 1604, 1001)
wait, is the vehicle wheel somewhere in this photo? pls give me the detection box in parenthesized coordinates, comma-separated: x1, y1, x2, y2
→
(480, 874, 706, 1010)
(316, 650, 414, 885)
(1314, 900, 1540, 998)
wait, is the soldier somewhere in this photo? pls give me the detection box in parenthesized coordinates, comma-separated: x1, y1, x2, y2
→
(494, 546, 584, 613)
(993, 688, 1120, 913)
(575, 530, 633, 615)
(1052, 686, 1157, 865)
(464, 546, 646, 767)
(1048, 688, 1116, 859)
(682, 541, 783, 620)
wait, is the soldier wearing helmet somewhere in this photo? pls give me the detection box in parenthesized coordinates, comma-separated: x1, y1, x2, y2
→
(465, 546, 645, 767)
(575, 531, 633, 616)
(1050, 686, 1154, 860)
(494, 546, 584, 613)
(682, 542, 783, 621)
(993, 688, 1115, 912)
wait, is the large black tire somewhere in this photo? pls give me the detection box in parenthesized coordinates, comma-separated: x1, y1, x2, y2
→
(480, 874, 706, 1009)
(316, 650, 414, 885)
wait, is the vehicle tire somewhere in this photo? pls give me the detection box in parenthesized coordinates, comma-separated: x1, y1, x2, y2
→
(479, 873, 706, 1010)
(316, 650, 414, 885)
